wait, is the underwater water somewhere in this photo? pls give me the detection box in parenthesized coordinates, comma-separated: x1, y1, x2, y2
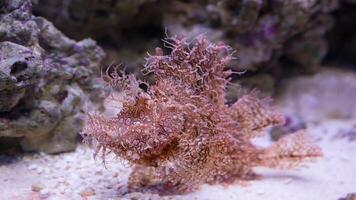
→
(1, 0, 356, 200)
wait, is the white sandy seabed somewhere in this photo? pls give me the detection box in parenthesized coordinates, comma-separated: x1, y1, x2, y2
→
(0, 119, 355, 200)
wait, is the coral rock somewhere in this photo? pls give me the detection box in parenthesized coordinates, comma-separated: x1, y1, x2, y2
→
(0, 0, 107, 153)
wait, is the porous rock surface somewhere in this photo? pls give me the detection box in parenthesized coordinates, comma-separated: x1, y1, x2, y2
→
(32, 0, 355, 98)
(33, 0, 340, 73)
(0, 0, 107, 153)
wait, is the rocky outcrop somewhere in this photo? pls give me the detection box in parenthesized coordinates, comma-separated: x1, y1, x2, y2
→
(0, 0, 107, 153)
(33, 0, 340, 74)
(32, 0, 355, 98)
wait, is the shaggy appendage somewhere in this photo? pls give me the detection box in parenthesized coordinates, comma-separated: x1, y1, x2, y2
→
(82, 36, 322, 194)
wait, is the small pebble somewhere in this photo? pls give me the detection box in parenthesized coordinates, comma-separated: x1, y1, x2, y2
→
(79, 174, 87, 179)
(28, 164, 37, 171)
(57, 185, 67, 194)
(80, 187, 96, 197)
(70, 174, 80, 181)
(62, 180, 70, 186)
(39, 152, 47, 157)
(57, 177, 65, 183)
(36, 167, 44, 174)
(105, 184, 114, 189)
(39, 188, 51, 198)
(95, 170, 103, 175)
(31, 183, 45, 192)
(43, 168, 51, 174)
